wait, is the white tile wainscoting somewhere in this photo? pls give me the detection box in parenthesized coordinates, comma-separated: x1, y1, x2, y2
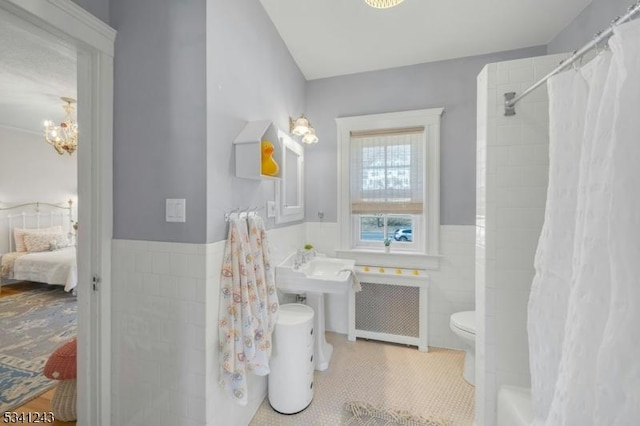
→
(110, 222, 475, 425)
(306, 223, 476, 351)
(475, 53, 564, 426)
(111, 224, 306, 426)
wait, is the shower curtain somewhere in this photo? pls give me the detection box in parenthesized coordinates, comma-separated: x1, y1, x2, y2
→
(528, 19, 640, 426)
(218, 215, 279, 405)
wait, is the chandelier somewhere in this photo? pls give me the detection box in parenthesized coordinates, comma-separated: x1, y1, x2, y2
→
(43, 97, 79, 155)
(365, 0, 404, 9)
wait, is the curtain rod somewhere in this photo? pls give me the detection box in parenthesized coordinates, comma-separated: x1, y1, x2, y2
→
(504, 1, 640, 116)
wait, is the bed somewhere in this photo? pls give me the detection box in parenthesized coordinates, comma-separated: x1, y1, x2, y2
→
(0, 201, 77, 293)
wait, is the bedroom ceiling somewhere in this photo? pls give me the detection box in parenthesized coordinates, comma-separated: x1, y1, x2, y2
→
(0, 9, 77, 135)
(259, 0, 592, 80)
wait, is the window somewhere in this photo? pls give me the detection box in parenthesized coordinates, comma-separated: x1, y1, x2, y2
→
(350, 129, 423, 250)
(336, 108, 442, 267)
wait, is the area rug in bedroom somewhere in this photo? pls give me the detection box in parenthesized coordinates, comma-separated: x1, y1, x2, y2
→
(0, 283, 77, 413)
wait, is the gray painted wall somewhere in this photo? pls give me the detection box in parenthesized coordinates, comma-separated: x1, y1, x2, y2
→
(107, 0, 604, 242)
(305, 46, 546, 225)
(71, 0, 109, 24)
(111, 0, 208, 243)
(548, 0, 631, 53)
(110, 0, 304, 244)
(205, 1, 306, 242)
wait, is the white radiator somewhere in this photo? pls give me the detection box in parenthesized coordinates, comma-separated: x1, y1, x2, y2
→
(348, 269, 429, 352)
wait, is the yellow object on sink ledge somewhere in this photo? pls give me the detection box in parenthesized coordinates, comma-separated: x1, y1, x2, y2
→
(357, 266, 424, 276)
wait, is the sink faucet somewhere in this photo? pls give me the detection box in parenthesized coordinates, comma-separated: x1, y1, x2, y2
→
(293, 248, 316, 269)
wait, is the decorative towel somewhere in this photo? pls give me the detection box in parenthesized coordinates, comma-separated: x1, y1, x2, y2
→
(340, 268, 362, 292)
(218, 216, 279, 405)
(247, 215, 279, 355)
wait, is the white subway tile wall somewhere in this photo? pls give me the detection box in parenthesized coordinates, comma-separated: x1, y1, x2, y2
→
(306, 223, 476, 350)
(475, 53, 565, 426)
(111, 239, 208, 426)
(111, 224, 306, 426)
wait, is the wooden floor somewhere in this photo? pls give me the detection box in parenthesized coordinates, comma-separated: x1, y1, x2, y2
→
(9, 389, 75, 425)
(1, 282, 76, 425)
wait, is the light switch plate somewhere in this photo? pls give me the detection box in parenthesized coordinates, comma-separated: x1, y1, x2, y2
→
(166, 199, 186, 222)
(267, 201, 276, 218)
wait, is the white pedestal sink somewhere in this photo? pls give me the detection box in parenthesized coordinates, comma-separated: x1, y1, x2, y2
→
(276, 253, 356, 371)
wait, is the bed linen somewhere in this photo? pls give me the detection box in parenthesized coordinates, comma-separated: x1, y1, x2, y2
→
(1, 247, 76, 292)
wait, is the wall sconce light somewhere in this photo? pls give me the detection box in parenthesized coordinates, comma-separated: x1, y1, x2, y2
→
(289, 115, 319, 144)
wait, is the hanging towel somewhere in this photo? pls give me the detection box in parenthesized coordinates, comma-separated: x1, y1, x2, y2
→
(247, 215, 279, 356)
(340, 268, 362, 292)
(218, 216, 278, 405)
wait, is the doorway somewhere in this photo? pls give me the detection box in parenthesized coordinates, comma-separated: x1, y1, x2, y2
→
(0, 1, 115, 424)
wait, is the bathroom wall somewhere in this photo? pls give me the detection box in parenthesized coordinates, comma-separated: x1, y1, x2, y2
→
(205, 0, 307, 243)
(475, 53, 565, 426)
(304, 45, 546, 225)
(547, 0, 631, 54)
(110, 0, 207, 244)
(109, 0, 308, 424)
(306, 223, 476, 350)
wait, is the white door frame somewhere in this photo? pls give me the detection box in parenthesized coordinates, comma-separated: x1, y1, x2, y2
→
(0, 1, 115, 424)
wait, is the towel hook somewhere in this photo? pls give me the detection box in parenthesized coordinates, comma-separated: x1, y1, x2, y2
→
(224, 207, 240, 222)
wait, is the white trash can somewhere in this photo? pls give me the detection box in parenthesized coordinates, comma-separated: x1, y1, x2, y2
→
(268, 303, 315, 414)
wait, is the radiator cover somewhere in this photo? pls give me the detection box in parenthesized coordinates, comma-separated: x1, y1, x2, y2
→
(348, 271, 429, 351)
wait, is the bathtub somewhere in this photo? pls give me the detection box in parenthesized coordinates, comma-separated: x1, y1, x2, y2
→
(497, 386, 533, 426)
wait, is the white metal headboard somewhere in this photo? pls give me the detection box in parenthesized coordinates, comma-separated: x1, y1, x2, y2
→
(0, 200, 74, 253)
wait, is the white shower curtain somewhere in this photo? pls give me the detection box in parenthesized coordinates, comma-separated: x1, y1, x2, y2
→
(528, 19, 640, 426)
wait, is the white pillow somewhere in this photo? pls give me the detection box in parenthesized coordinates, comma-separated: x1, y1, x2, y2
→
(13, 226, 63, 252)
(23, 231, 70, 253)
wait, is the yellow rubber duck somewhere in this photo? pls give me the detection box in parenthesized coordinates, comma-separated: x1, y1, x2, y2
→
(261, 141, 279, 177)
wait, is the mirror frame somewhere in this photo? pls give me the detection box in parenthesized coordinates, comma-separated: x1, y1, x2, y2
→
(275, 130, 304, 223)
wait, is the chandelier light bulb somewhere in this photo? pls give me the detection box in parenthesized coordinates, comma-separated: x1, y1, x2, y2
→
(43, 97, 79, 155)
(364, 0, 405, 9)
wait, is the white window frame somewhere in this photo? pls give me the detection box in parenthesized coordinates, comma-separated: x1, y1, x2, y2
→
(336, 108, 443, 269)
(353, 214, 419, 251)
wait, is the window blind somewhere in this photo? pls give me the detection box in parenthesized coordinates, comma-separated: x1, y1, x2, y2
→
(350, 129, 424, 214)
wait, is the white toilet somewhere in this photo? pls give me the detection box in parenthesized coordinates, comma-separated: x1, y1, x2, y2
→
(450, 310, 476, 386)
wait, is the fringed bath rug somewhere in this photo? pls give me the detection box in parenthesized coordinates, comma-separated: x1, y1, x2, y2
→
(344, 401, 453, 426)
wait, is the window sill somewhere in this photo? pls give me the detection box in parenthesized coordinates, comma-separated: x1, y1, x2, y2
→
(335, 249, 441, 270)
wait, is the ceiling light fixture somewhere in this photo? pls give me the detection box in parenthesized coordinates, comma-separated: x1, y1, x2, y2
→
(364, 0, 404, 9)
(289, 115, 319, 144)
(43, 97, 78, 155)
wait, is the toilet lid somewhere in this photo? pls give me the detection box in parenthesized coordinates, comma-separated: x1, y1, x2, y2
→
(451, 311, 476, 335)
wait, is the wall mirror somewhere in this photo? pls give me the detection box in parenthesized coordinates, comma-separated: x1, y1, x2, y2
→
(275, 130, 304, 223)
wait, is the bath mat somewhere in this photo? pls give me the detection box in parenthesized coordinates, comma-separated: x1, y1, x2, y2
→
(0, 283, 77, 413)
(344, 401, 453, 426)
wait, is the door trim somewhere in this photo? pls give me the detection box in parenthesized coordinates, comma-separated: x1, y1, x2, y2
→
(0, 1, 116, 424)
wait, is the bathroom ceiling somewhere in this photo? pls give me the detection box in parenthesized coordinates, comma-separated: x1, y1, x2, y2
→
(0, 1, 593, 136)
(0, 9, 77, 135)
(259, 0, 593, 80)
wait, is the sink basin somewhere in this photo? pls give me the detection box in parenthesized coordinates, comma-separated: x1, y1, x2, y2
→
(276, 254, 356, 294)
(275, 253, 357, 371)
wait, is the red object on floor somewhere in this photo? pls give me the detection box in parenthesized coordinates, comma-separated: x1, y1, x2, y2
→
(44, 338, 77, 380)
